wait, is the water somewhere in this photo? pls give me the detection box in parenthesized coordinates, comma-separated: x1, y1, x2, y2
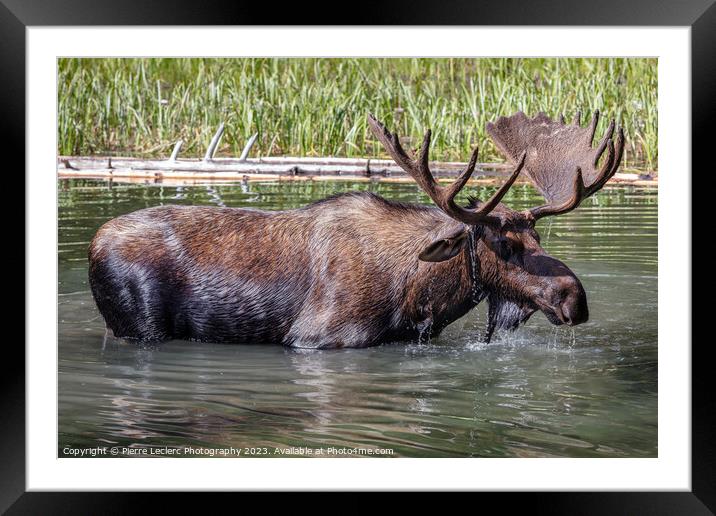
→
(58, 179, 657, 457)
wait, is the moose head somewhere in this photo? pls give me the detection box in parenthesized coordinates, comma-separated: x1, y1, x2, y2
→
(368, 111, 625, 341)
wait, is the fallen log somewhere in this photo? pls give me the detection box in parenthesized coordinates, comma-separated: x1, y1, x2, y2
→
(57, 123, 657, 186)
(57, 157, 499, 177)
(56, 165, 658, 188)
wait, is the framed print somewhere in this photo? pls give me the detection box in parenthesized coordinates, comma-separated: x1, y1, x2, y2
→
(5, 0, 713, 511)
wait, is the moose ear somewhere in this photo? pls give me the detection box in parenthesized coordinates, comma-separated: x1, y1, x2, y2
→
(418, 229, 469, 262)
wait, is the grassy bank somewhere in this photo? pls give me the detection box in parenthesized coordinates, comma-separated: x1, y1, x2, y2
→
(58, 58, 658, 170)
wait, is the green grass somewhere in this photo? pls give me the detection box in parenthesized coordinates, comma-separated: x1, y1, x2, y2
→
(58, 58, 658, 170)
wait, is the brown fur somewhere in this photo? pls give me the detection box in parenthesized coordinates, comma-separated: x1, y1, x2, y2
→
(90, 193, 477, 347)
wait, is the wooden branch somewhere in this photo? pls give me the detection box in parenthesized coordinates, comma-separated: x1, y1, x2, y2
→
(203, 124, 225, 162)
(238, 133, 258, 161)
(62, 159, 78, 170)
(168, 140, 183, 162)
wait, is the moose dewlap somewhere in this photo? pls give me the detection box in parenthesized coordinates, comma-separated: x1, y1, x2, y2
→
(88, 111, 625, 349)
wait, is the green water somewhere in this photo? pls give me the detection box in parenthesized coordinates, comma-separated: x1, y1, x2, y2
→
(58, 179, 657, 458)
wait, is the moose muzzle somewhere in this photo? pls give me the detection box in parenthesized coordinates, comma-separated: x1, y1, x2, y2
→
(539, 275, 589, 326)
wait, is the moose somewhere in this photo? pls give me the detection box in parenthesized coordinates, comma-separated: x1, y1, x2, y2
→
(88, 111, 625, 348)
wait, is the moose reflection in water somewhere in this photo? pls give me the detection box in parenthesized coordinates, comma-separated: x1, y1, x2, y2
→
(88, 111, 625, 348)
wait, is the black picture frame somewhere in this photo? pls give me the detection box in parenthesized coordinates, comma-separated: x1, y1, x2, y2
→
(5, 0, 712, 511)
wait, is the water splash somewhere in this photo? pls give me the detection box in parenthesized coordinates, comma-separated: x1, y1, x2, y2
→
(415, 277, 435, 346)
(101, 327, 109, 351)
(544, 326, 578, 350)
(416, 319, 433, 346)
(467, 230, 482, 304)
(548, 326, 560, 349)
(543, 218, 554, 244)
(464, 338, 489, 351)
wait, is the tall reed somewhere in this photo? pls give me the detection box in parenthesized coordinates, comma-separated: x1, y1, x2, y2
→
(58, 58, 658, 170)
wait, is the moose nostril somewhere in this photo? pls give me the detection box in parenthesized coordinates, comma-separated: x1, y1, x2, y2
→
(561, 291, 588, 325)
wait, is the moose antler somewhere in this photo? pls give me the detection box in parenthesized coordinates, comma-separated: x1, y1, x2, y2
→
(368, 114, 526, 225)
(486, 111, 625, 220)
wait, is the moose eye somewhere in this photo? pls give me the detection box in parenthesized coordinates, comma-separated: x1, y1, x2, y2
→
(496, 239, 513, 260)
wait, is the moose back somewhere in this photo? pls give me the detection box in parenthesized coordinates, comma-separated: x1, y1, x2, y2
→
(89, 112, 624, 348)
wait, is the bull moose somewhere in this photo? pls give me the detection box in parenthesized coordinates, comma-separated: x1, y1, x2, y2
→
(88, 111, 625, 348)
